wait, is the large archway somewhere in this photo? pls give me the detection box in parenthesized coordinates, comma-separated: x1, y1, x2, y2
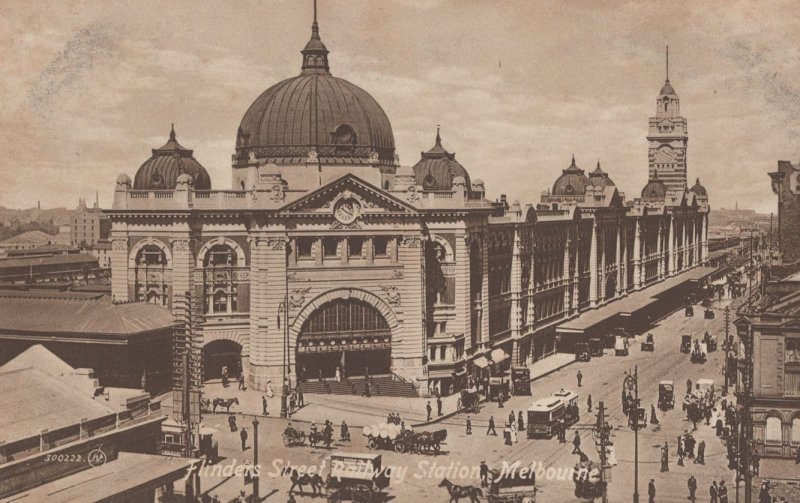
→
(203, 339, 243, 380)
(296, 298, 392, 382)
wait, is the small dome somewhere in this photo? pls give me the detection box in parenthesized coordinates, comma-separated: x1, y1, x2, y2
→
(116, 173, 132, 185)
(133, 126, 211, 191)
(641, 173, 667, 198)
(588, 160, 615, 189)
(659, 79, 677, 97)
(412, 129, 471, 191)
(690, 177, 707, 196)
(552, 156, 589, 196)
(176, 173, 194, 186)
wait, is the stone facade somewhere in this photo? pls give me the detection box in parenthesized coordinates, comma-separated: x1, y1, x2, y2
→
(769, 161, 800, 264)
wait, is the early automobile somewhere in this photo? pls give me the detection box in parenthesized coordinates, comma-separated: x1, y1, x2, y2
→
(704, 308, 715, 319)
(553, 388, 580, 427)
(658, 380, 674, 410)
(614, 336, 629, 356)
(458, 388, 481, 414)
(703, 332, 717, 352)
(685, 305, 694, 317)
(640, 333, 655, 352)
(680, 335, 692, 353)
(487, 468, 537, 503)
(527, 397, 565, 439)
(588, 338, 604, 357)
(512, 366, 532, 396)
(326, 452, 390, 502)
(627, 406, 647, 430)
(575, 342, 590, 362)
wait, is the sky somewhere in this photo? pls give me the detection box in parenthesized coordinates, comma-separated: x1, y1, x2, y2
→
(0, 0, 798, 213)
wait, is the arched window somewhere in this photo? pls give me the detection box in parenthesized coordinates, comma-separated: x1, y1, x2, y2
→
(137, 245, 166, 266)
(792, 417, 800, 445)
(134, 245, 168, 306)
(203, 244, 239, 314)
(213, 289, 228, 313)
(146, 291, 161, 305)
(765, 416, 782, 443)
(204, 244, 237, 267)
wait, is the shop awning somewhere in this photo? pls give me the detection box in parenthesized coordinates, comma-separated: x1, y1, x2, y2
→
(490, 348, 510, 364)
(472, 356, 489, 368)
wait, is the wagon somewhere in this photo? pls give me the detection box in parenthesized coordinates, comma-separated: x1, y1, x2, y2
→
(575, 342, 590, 362)
(283, 425, 307, 447)
(627, 406, 647, 430)
(658, 381, 674, 410)
(588, 338, 604, 357)
(458, 388, 481, 414)
(640, 333, 655, 352)
(680, 335, 692, 353)
(614, 336, 629, 356)
(362, 424, 414, 453)
(704, 308, 715, 319)
(326, 453, 390, 502)
(487, 468, 537, 503)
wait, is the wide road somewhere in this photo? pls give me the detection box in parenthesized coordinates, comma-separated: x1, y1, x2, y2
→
(200, 300, 737, 502)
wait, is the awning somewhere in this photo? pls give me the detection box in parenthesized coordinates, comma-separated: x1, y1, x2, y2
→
(490, 348, 510, 364)
(472, 356, 489, 368)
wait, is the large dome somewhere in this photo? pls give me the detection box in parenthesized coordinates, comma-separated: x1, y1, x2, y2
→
(552, 156, 590, 196)
(133, 126, 211, 191)
(235, 18, 395, 167)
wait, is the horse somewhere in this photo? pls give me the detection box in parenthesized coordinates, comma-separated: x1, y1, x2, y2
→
(288, 469, 325, 496)
(309, 429, 333, 449)
(212, 397, 239, 413)
(438, 478, 482, 503)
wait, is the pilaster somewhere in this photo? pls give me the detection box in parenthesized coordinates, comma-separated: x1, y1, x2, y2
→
(589, 220, 598, 307)
(111, 236, 129, 301)
(633, 219, 642, 290)
(667, 215, 676, 276)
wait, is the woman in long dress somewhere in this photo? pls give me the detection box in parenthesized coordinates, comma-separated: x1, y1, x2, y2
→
(335, 366, 342, 383)
(265, 380, 275, 398)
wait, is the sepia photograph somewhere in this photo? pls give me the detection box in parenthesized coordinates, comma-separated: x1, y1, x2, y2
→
(0, 0, 798, 501)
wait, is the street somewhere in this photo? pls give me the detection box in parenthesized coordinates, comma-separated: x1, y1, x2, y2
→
(199, 299, 737, 502)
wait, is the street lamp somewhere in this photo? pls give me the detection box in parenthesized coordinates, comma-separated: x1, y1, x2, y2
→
(623, 366, 640, 503)
(252, 417, 260, 501)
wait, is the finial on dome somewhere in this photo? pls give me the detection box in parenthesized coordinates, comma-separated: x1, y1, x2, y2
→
(666, 45, 669, 82)
(435, 125, 441, 146)
(696, 177, 700, 184)
(170, 123, 176, 141)
(301, 0, 330, 74)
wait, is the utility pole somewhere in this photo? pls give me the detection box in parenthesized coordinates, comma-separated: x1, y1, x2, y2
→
(252, 417, 260, 501)
(624, 366, 640, 503)
(597, 401, 609, 503)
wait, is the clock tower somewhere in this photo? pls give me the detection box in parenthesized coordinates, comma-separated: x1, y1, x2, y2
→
(647, 46, 688, 193)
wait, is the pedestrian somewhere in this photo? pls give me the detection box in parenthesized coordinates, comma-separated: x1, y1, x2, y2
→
(503, 424, 512, 446)
(558, 418, 567, 443)
(221, 367, 229, 388)
(466, 416, 472, 435)
(688, 474, 697, 502)
(318, 369, 323, 382)
(759, 480, 771, 503)
(587, 394, 593, 412)
(716, 416, 724, 436)
(364, 365, 370, 381)
(705, 406, 712, 426)
(686, 433, 696, 458)
(262, 395, 268, 415)
(648, 479, 656, 503)
(686, 378, 692, 396)
(487, 416, 497, 435)
(577, 370, 583, 387)
(650, 404, 659, 425)
(710, 480, 719, 503)
(240, 427, 248, 451)
(508, 411, 515, 427)
(511, 423, 518, 444)
(238, 374, 246, 391)
(437, 396, 443, 416)
(752, 452, 760, 475)
(572, 431, 581, 454)
(661, 441, 669, 472)
(719, 480, 729, 503)
(678, 435, 685, 466)
(479, 461, 489, 487)
(300, 365, 306, 383)
(228, 414, 237, 432)
(695, 440, 706, 464)
(426, 401, 432, 422)
(335, 365, 341, 383)
(517, 411, 524, 432)
(297, 388, 304, 407)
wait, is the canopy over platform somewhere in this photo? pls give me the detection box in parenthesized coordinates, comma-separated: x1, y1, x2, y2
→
(557, 266, 716, 335)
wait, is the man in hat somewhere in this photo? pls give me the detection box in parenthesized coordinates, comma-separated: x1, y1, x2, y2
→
(687, 474, 697, 501)
(240, 427, 248, 451)
(479, 461, 489, 487)
(587, 394, 593, 412)
(437, 396, 443, 417)
(262, 395, 268, 416)
(648, 479, 656, 503)
(487, 415, 497, 435)
(572, 430, 581, 454)
(695, 440, 706, 464)
(661, 441, 670, 472)
(426, 401, 432, 422)
(466, 416, 472, 435)
(709, 480, 719, 503)
(577, 370, 583, 387)
(718, 480, 728, 503)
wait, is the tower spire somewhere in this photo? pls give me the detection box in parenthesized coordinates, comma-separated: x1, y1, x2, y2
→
(301, 0, 330, 74)
(170, 123, 176, 141)
(435, 125, 441, 146)
(666, 45, 669, 81)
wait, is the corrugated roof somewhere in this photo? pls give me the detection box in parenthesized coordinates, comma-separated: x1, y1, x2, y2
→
(0, 230, 54, 245)
(0, 296, 176, 335)
(0, 367, 115, 440)
(0, 253, 97, 270)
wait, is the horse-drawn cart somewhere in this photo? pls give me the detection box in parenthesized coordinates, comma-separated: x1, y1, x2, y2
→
(681, 335, 692, 353)
(283, 424, 307, 447)
(487, 469, 537, 502)
(640, 333, 655, 352)
(362, 424, 446, 455)
(658, 381, 674, 410)
(326, 453, 390, 503)
(458, 388, 481, 414)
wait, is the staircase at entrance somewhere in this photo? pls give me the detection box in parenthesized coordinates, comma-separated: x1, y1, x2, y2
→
(298, 376, 418, 398)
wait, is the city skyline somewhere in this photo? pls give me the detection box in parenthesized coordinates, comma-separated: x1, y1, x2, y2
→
(1, 0, 798, 212)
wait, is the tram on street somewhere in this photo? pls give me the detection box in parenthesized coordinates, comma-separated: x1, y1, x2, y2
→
(526, 397, 564, 439)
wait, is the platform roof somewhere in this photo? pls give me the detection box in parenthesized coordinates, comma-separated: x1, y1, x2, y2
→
(3, 452, 195, 503)
(557, 266, 717, 334)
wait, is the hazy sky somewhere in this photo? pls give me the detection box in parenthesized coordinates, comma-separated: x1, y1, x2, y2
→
(1, 0, 798, 213)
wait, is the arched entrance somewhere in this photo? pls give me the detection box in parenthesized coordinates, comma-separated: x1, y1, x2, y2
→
(296, 298, 391, 381)
(203, 340, 243, 380)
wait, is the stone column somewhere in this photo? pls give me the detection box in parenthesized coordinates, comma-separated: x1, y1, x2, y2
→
(111, 236, 129, 301)
(599, 225, 606, 303)
(667, 214, 676, 276)
(701, 213, 709, 264)
(511, 229, 523, 364)
(481, 232, 490, 345)
(620, 222, 628, 293)
(170, 237, 193, 317)
(616, 222, 623, 296)
(455, 233, 471, 351)
(633, 219, 642, 290)
(656, 220, 664, 279)
(682, 219, 689, 271)
(562, 236, 571, 311)
(528, 240, 537, 328)
(589, 220, 598, 307)
(571, 233, 580, 313)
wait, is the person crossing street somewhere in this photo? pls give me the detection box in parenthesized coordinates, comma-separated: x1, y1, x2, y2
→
(487, 416, 497, 435)
(577, 370, 583, 387)
(572, 431, 581, 454)
(688, 475, 697, 501)
(426, 401, 432, 422)
(240, 427, 248, 451)
(466, 416, 472, 435)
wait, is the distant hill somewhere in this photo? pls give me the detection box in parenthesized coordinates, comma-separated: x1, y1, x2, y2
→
(0, 206, 74, 228)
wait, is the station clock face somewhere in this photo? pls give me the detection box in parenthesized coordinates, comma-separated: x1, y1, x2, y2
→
(334, 197, 361, 224)
(655, 146, 675, 164)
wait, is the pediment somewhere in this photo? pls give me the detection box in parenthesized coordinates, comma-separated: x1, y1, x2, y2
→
(279, 174, 419, 219)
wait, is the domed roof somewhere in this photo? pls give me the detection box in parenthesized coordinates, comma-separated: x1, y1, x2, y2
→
(133, 126, 211, 191)
(235, 13, 395, 167)
(659, 79, 677, 97)
(552, 156, 590, 196)
(641, 172, 667, 198)
(412, 128, 471, 191)
(588, 160, 615, 189)
(690, 177, 707, 196)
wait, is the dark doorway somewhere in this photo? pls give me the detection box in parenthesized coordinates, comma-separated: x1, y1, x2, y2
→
(203, 340, 243, 380)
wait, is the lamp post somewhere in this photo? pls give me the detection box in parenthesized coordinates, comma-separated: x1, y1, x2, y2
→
(279, 301, 288, 419)
(252, 417, 260, 501)
(623, 366, 640, 503)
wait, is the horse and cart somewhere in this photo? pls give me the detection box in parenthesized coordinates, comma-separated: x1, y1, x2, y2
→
(658, 380, 674, 410)
(457, 388, 481, 414)
(640, 333, 655, 352)
(486, 469, 537, 502)
(362, 423, 447, 455)
(325, 452, 390, 502)
(690, 340, 708, 364)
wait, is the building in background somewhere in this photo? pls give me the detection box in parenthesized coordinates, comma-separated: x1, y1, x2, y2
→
(71, 196, 110, 248)
(108, 13, 711, 396)
(769, 161, 800, 266)
(0, 230, 56, 252)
